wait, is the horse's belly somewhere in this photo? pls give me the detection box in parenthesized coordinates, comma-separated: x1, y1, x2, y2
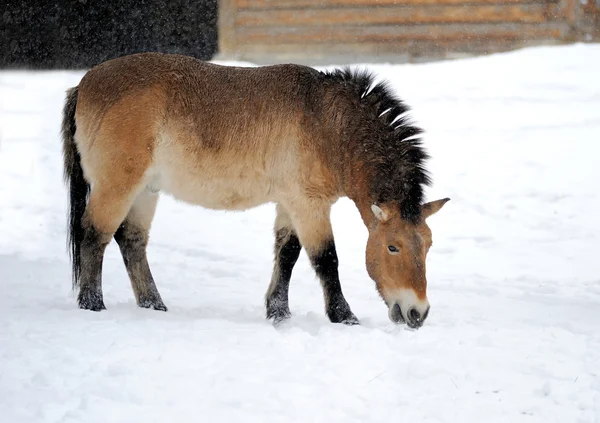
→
(152, 131, 297, 210)
(165, 180, 272, 210)
(153, 163, 275, 210)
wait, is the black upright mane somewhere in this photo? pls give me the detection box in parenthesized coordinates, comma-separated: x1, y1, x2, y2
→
(322, 67, 431, 223)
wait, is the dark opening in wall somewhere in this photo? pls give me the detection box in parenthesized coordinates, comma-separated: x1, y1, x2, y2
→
(1, 0, 218, 69)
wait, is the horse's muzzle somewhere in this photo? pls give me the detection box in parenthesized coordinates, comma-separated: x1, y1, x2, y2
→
(389, 302, 429, 328)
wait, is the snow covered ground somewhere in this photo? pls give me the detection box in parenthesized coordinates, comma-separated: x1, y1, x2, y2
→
(1, 44, 599, 423)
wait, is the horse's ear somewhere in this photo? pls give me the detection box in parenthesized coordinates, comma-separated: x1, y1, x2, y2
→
(422, 198, 450, 219)
(371, 204, 390, 222)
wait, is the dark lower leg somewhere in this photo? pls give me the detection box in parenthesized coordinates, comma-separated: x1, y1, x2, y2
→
(266, 227, 301, 322)
(78, 225, 110, 311)
(310, 240, 358, 325)
(114, 221, 166, 311)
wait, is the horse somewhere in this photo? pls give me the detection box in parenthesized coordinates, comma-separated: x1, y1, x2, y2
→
(61, 52, 449, 328)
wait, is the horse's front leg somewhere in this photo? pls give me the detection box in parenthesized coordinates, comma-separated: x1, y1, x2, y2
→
(289, 200, 359, 325)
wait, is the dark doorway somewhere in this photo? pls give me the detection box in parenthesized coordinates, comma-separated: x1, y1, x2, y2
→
(1, 0, 218, 69)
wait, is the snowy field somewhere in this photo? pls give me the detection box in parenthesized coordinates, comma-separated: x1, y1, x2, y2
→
(1, 44, 599, 422)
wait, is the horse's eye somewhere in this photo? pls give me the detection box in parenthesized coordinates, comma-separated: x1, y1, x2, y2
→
(387, 245, 400, 254)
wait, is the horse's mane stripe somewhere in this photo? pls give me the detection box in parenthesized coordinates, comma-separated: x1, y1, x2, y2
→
(323, 68, 431, 222)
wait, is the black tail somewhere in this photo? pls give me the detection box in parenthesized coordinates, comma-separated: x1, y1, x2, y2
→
(61, 86, 88, 288)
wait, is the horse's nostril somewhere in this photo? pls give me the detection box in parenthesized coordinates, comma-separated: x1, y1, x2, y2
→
(390, 303, 404, 323)
(408, 307, 421, 322)
(422, 306, 430, 321)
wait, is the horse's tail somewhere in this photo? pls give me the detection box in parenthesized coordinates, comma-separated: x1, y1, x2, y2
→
(61, 86, 88, 288)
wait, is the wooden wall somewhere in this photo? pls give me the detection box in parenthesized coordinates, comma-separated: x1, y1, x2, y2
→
(218, 0, 599, 63)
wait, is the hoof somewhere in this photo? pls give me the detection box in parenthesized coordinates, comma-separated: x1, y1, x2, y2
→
(341, 314, 360, 326)
(268, 309, 292, 325)
(331, 312, 359, 326)
(138, 296, 167, 311)
(267, 306, 291, 324)
(266, 296, 291, 324)
(327, 301, 359, 325)
(78, 289, 106, 311)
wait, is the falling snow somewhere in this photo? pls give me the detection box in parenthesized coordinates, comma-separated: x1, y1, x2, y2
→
(1, 44, 599, 422)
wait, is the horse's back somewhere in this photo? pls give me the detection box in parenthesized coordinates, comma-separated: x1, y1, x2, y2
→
(77, 52, 319, 122)
(74, 53, 330, 211)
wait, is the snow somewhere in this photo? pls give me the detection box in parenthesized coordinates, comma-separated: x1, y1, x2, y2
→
(1, 44, 599, 422)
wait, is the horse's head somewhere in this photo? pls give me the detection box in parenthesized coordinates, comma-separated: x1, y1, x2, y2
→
(365, 198, 449, 328)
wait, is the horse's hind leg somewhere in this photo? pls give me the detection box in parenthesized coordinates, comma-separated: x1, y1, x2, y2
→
(78, 217, 111, 311)
(265, 204, 302, 323)
(73, 88, 161, 310)
(114, 189, 166, 311)
(78, 183, 142, 310)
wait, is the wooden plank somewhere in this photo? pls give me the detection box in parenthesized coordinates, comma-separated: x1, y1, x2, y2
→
(236, 4, 560, 27)
(571, 0, 600, 39)
(233, 38, 556, 60)
(218, 0, 237, 55)
(237, 22, 567, 44)
(561, 0, 578, 25)
(237, 0, 552, 9)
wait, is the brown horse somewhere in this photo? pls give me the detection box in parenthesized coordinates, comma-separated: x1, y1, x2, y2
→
(61, 52, 449, 328)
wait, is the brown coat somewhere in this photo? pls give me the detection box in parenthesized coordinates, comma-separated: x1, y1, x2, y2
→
(62, 52, 448, 326)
